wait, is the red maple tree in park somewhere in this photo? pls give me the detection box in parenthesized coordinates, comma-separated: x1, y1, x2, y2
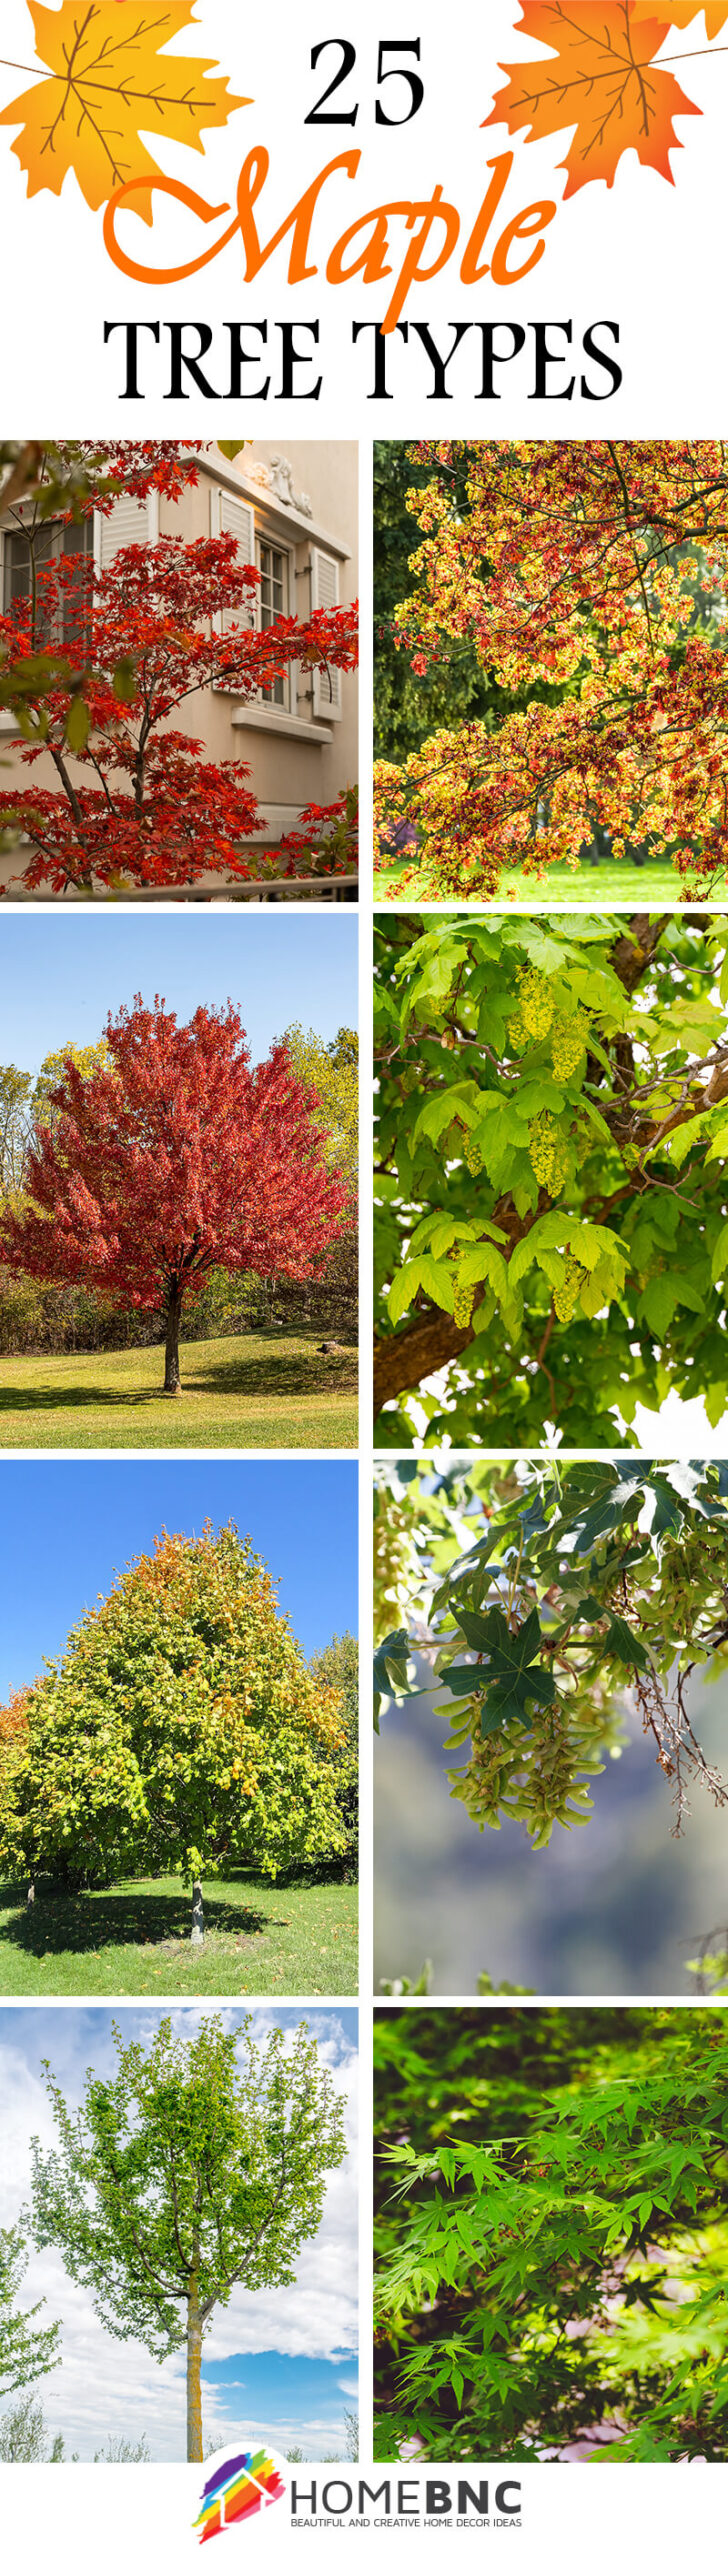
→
(0, 997, 354, 1395)
(0, 441, 358, 896)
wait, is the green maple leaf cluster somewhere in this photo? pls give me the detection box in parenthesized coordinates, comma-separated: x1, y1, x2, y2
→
(374, 911, 728, 1449)
(374, 2007, 728, 2466)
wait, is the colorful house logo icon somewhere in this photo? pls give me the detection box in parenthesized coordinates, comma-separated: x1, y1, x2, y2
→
(193, 2449, 286, 2541)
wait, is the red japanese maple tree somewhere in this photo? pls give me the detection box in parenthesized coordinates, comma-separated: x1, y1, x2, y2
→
(0, 442, 358, 896)
(0, 997, 354, 1394)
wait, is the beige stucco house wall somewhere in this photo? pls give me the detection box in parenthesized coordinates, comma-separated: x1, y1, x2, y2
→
(0, 439, 358, 895)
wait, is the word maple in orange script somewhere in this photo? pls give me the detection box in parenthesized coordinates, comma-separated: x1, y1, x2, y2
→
(103, 150, 557, 329)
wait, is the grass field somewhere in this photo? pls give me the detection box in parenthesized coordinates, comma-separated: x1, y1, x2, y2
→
(374, 859, 693, 907)
(0, 1870, 358, 1996)
(0, 1330, 358, 1450)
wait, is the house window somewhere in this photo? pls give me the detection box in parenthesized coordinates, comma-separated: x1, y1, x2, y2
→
(3, 516, 94, 647)
(257, 536, 290, 711)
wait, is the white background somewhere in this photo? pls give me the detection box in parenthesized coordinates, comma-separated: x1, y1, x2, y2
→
(0, 0, 725, 430)
(0, 2445, 726, 2553)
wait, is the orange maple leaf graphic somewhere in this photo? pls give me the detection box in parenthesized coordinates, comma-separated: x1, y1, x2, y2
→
(0, 1, 248, 221)
(633, 1, 728, 27)
(484, 0, 700, 195)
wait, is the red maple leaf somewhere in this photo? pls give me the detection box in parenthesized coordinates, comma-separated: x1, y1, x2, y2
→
(484, 0, 700, 194)
(633, 2, 728, 29)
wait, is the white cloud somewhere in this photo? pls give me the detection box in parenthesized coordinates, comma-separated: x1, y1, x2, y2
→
(0, 2009, 358, 2462)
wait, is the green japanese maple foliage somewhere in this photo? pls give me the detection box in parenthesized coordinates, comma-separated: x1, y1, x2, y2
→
(374, 910, 728, 1447)
(374, 1457, 728, 1847)
(374, 2007, 728, 2464)
(0, 1523, 348, 1912)
(0, 2218, 60, 2400)
(32, 2013, 346, 2462)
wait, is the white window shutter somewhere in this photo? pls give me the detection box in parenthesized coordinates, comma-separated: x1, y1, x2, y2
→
(97, 494, 151, 572)
(212, 489, 256, 632)
(210, 488, 257, 693)
(310, 547, 341, 718)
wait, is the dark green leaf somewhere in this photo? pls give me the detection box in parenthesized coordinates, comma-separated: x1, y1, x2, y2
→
(374, 1630, 414, 1725)
(600, 1615, 649, 1671)
(572, 1468, 647, 1552)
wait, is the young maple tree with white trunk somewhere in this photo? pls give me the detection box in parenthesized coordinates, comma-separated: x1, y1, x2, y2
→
(0, 1521, 350, 1937)
(31, 2015, 346, 2463)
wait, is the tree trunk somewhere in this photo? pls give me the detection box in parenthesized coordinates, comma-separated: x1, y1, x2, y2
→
(186, 2273, 204, 2465)
(191, 1881, 204, 1947)
(164, 1283, 183, 1397)
(374, 1304, 477, 1414)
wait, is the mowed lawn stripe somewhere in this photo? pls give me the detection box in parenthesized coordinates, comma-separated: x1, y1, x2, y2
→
(0, 1331, 358, 1450)
(374, 860, 688, 907)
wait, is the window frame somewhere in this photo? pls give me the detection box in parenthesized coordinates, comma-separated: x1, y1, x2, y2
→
(1, 510, 96, 650)
(255, 530, 295, 716)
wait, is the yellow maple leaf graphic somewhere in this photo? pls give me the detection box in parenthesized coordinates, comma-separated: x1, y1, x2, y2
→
(632, 1, 728, 26)
(0, 1, 248, 222)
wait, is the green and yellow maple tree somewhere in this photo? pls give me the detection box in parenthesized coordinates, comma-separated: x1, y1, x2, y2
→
(0, 1522, 348, 1930)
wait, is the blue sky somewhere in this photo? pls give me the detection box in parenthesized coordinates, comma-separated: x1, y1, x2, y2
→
(0, 2006, 358, 2462)
(0, 2002, 357, 2083)
(0, 1458, 357, 1701)
(212, 2350, 358, 2457)
(0, 914, 357, 1078)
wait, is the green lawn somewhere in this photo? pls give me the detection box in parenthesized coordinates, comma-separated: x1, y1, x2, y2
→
(0, 1870, 358, 1996)
(0, 1330, 358, 1449)
(375, 858, 692, 906)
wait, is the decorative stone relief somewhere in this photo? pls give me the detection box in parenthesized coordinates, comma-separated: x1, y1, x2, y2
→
(248, 455, 313, 517)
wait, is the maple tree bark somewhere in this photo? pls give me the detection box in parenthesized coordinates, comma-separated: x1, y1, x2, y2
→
(187, 2269, 204, 2465)
(608, 911, 673, 991)
(374, 1308, 467, 1411)
(164, 1282, 183, 1398)
(373, 913, 715, 1416)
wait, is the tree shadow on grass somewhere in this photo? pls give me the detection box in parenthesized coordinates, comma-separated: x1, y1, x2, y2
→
(263, 1861, 357, 1891)
(0, 1880, 277, 1960)
(190, 1350, 357, 1400)
(0, 1333, 357, 1413)
(0, 1383, 171, 1413)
